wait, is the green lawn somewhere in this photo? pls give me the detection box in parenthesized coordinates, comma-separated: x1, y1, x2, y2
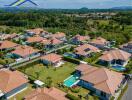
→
(18, 62, 77, 86)
(10, 84, 33, 100)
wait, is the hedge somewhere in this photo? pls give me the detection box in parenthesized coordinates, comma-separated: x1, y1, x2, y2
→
(63, 56, 80, 64)
(66, 93, 80, 100)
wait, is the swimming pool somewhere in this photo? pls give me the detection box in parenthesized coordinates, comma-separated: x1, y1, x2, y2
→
(112, 65, 126, 71)
(64, 75, 80, 87)
(63, 53, 78, 58)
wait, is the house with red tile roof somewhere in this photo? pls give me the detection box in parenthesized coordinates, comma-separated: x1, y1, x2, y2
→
(90, 37, 110, 49)
(0, 69, 28, 99)
(75, 44, 101, 57)
(41, 53, 64, 67)
(26, 28, 48, 36)
(99, 49, 131, 67)
(26, 36, 44, 44)
(71, 34, 90, 45)
(76, 64, 126, 100)
(11, 45, 40, 60)
(50, 32, 66, 41)
(120, 41, 132, 54)
(24, 87, 67, 100)
(0, 40, 19, 51)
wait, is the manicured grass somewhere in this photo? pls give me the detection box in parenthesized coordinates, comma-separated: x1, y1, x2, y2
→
(18, 62, 77, 86)
(10, 84, 33, 100)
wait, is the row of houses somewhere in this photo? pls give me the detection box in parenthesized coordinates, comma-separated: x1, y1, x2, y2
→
(0, 28, 131, 100)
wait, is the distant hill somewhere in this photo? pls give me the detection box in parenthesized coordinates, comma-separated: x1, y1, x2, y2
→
(111, 6, 132, 10)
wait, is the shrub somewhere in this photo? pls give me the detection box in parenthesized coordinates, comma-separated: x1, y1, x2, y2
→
(70, 87, 80, 93)
(63, 56, 80, 64)
(66, 93, 80, 100)
(0, 59, 6, 65)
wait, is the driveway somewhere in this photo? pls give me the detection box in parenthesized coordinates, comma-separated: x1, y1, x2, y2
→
(122, 80, 132, 100)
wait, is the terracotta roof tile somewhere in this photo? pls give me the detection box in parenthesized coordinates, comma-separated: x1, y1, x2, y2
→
(24, 87, 67, 100)
(12, 45, 39, 57)
(27, 36, 44, 43)
(81, 67, 124, 95)
(0, 69, 28, 93)
(91, 37, 108, 45)
(99, 49, 131, 61)
(41, 53, 62, 63)
(0, 40, 18, 49)
(73, 35, 89, 41)
(51, 32, 65, 38)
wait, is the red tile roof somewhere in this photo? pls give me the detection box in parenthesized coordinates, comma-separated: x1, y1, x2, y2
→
(76, 64, 98, 75)
(0, 40, 18, 49)
(99, 49, 131, 61)
(0, 69, 28, 93)
(75, 44, 101, 53)
(73, 35, 89, 41)
(41, 53, 62, 63)
(80, 66, 124, 95)
(51, 32, 65, 38)
(24, 87, 67, 100)
(27, 36, 44, 43)
(91, 37, 108, 45)
(12, 45, 39, 57)
(50, 38, 63, 45)
(26, 28, 45, 35)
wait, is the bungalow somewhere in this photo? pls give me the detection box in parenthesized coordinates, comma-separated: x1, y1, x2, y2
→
(11, 45, 40, 61)
(76, 64, 126, 100)
(0, 69, 28, 99)
(99, 49, 131, 67)
(40, 38, 51, 48)
(25, 28, 48, 36)
(0, 33, 19, 41)
(90, 37, 110, 49)
(24, 87, 67, 100)
(0, 40, 19, 51)
(71, 34, 90, 45)
(120, 41, 132, 54)
(75, 44, 101, 57)
(50, 32, 66, 41)
(41, 53, 64, 67)
(50, 38, 64, 48)
(26, 36, 44, 44)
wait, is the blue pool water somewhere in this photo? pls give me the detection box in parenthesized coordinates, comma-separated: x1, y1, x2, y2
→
(112, 65, 126, 71)
(64, 75, 79, 87)
(63, 53, 78, 58)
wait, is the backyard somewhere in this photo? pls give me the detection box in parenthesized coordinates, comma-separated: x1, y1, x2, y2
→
(17, 62, 77, 86)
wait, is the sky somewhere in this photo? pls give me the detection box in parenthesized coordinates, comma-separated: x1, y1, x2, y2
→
(0, 0, 131, 9)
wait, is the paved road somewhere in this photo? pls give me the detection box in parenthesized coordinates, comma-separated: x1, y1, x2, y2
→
(122, 80, 132, 100)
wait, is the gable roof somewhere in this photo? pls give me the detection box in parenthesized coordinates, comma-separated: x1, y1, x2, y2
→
(81, 67, 124, 95)
(0, 40, 18, 49)
(12, 45, 39, 57)
(27, 36, 44, 43)
(41, 53, 62, 63)
(0, 69, 28, 93)
(99, 49, 131, 61)
(24, 87, 67, 100)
